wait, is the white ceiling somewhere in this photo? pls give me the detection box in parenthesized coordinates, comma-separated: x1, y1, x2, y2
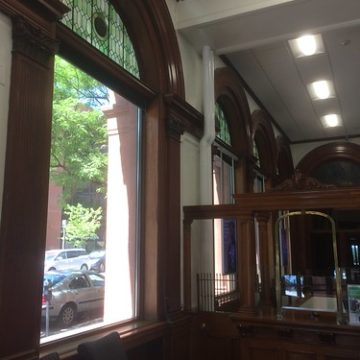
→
(175, 0, 360, 142)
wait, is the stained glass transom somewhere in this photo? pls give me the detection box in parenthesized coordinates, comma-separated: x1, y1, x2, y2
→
(61, 0, 139, 78)
(215, 103, 231, 145)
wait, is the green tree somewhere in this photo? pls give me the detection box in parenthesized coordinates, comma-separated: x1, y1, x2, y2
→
(64, 204, 103, 248)
(50, 56, 109, 204)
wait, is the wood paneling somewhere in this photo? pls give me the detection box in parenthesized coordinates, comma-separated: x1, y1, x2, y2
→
(190, 313, 360, 360)
(0, 14, 59, 359)
(0, 1, 199, 359)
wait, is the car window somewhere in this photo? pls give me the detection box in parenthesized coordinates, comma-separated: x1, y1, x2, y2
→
(69, 275, 90, 289)
(44, 273, 67, 287)
(88, 273, 105, 287)
(56, 251, 66, 260)
(67, 250, 84, 258)
(45, 252, 58, 260)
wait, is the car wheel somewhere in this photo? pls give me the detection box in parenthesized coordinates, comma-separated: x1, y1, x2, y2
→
(81, 264, 88, 271)
(49, 267, 56, 271)
(59, 303, 77, 327)
(99, 263, 105, 273)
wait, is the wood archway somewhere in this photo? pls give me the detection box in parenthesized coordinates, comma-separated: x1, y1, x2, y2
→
(297, 142, 360, 175)
(252, 110, 277, 177)
(276, 135, 294, 184)
(0, 1, 199, 357)
(215, 67, 253, 192)
(215, 67, 252, 157)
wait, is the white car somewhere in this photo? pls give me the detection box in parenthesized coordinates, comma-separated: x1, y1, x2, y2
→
(42, 270, 105, 327)
(44, 248, 88, 272)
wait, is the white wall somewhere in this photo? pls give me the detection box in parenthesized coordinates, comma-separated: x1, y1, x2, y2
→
(0, 13, 12, 220)
(177, 33, 203, 112)
(180, 133, 201, 308)
(245, 90, 261, 114)
(291, 138, 360, 168)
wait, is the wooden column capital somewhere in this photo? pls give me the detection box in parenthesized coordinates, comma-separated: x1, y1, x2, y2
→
(12, 16, 59, 66)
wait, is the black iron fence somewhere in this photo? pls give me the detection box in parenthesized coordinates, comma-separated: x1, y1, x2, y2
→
(197, 273, 239, 312)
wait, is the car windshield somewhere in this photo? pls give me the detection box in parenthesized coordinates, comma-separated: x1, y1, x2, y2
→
(44, 273, 67, 287)
(45, 251, 59, 261)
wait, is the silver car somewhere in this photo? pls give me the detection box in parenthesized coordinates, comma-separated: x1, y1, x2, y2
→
(44, 248, 89, 272)
(42, 271, 105, 327)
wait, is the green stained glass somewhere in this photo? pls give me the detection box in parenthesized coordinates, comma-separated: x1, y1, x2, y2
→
(253, 141, 261, 167)
(61, 0, 139, 78)
(215, 103, 231, 145)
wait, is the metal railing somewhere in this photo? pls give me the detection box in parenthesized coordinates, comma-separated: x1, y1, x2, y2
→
(197, 273, 239, 312)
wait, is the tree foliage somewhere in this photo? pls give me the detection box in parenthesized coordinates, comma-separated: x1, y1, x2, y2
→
(51, 57, 109, 203)
(64, 204, 102, 248)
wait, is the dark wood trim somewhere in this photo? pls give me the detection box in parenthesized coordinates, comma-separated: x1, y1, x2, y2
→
(184, 188, 360, 220)
(215, 67, 252, 157)
(183, 187, 360, 321)
(274, 135, 294, 185)
(114, 0, 185, 96)
(0, 0, 68, 31)
(56, 24, 156, 108)
(0, 0, 188, 359)
(297, 141, 360, 175)
(292, 134, 360, 145)
(13, 16, 59, 67)
(0, 14, 56, 359)
(215, 67, 254, 193)
(252, 110, 278, 178)
(164, 93, 204, 139)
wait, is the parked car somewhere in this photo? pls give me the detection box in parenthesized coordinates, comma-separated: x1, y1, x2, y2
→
(42, 270, 105, 327)
(44, 248, 88, 272)
(88, 250, 106, 273)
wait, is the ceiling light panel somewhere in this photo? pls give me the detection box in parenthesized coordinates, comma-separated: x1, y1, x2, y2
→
(308, 80, 335, 100)
(289, 34, 325, 58)
(321, 113, 342, 128)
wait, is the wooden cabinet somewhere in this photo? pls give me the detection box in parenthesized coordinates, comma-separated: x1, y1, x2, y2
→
(235, 318, 360, 360)
(190, 313, 360, 360)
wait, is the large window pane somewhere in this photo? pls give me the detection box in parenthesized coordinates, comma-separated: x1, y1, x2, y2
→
(41, 57, 141, 341)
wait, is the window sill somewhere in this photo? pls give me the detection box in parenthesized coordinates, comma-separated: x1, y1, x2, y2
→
(40, 320, 169, 359)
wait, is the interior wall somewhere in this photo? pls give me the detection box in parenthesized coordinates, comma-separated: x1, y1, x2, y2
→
(0, 12, 11, 220)
(177, 33, 203, 112)
(291, 138, 360, 168)
(180, 132, 201, 308)
(245, 90, 261, 114)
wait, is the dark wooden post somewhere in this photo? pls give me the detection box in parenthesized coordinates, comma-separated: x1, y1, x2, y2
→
(236, 212, 257, 314)
(183, 217, 193, 311)
(0, 5, 67, 358)
(255, 211, 273, 309)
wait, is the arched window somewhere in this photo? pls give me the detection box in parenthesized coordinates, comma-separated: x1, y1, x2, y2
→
(0, 1, 189, 356)
(61, 0, 139, 78)
(251, 110, 277, 192)
(215, 102, 231, 145)
(212, 68, 251, 300)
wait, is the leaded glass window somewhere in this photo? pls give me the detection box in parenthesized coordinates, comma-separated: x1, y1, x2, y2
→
(215, 103, 231, 145)
(253, 141, 261, 168)
(61, 0, 139, 78)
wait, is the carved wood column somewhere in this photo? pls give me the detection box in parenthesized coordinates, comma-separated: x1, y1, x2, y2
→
(183, 217, 193, 312)
(255, 211, 273, 309)
(0, 9, 64, 358)
(164, 94, 202, 317)
(236, 212, 257, 314)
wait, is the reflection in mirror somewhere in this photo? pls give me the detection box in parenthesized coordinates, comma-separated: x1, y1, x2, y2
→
(275, 211, 345, 323)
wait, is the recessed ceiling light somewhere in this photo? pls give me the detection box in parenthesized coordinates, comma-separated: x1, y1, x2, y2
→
(321, 114, 342, 128)
(289, 34, 325, 58)
(308, 80, 334, 100)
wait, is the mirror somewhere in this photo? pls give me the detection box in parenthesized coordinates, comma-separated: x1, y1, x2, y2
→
(275, 210, 343, 322)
